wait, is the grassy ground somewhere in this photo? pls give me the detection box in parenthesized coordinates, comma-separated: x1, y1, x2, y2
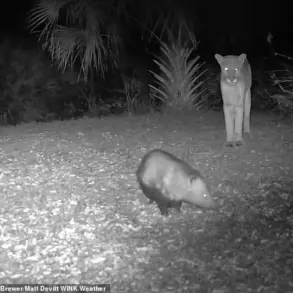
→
(0, 110, 292, 292)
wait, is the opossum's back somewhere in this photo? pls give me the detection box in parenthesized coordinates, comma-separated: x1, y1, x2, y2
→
(136, 149, 196, 185)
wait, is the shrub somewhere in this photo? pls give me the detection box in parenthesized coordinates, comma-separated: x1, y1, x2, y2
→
(149, 34, 208, 112)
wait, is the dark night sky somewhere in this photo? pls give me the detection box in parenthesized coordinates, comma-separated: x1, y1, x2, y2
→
(0, 0, 292, 60)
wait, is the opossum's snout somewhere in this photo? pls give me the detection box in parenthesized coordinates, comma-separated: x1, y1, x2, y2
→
(204, 194, 217, 209)
(199, 192, 216, 209)
(188, 177, 216, 209)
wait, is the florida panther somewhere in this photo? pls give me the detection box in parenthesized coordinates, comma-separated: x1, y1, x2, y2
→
(215, 53, 252, 147)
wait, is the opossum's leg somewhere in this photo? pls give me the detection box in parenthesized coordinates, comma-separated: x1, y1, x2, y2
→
(139, 185, 158, 205)
(157, 203, 169, 216)
(172, 201, 182, 213)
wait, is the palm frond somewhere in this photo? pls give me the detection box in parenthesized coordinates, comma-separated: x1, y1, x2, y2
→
(28, 0, 64, 36)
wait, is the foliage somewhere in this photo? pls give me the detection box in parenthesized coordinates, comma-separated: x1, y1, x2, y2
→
(263, 32, 293, 115)
(107, 44, 155, 115)
(27, 0, 122, 81)
(251, 63, 277, 111)
(27, 0, 202, 117)
(0, 42, 62, 124)
(201, 65, 222, 109)
(270, 62, 293, 116)
(117, 74, 156, 114)
(149, 29, 208, 111)
(27, 0, 198, 83)
(0, 41, 98, 125)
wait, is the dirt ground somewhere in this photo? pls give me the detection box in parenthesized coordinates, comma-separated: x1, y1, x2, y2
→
(0, 110, 292, 292)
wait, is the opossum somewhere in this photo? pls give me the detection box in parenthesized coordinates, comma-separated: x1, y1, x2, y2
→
(136, 149, 215, 216)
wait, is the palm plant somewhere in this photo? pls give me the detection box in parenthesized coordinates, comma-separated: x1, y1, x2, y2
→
(149, 27, 208, 111)
(27, 0, 125, 81)
(27, 0, 197, 79)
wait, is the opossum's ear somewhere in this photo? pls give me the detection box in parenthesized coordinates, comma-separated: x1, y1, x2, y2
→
(188, 175, 197, 186)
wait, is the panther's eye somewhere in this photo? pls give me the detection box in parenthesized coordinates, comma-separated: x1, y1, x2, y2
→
(224, 68, 228, 71)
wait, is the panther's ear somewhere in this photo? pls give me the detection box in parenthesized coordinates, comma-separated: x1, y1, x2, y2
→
(239, 54, 247, 63)
(215, 54, 223, 65)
